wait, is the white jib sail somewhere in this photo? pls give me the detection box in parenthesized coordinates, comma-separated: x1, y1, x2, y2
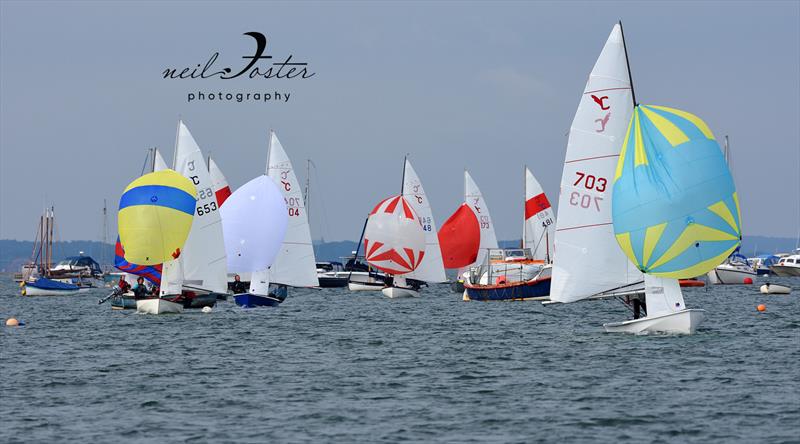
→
(172, 120, 228, 294)
(464, 170, 498, 268)
(523, 167, 556, 262)
(153, 148, 169, 172)
(402, 159, 447, 283)
(249, 268, 271, 296)
(266, 131, 319, 287)
(550, 24, 642, 303)
(643, 274, 686, 317)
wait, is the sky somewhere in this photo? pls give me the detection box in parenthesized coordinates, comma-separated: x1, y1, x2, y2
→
(1, 1, 798, 243)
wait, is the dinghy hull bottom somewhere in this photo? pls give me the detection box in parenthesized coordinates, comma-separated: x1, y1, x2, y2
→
(603, 309, 706, 335)
(22, 278, 80, 296)
(111, 295, 137, 310)
(348, 281, 385, 292)
(382, 286, 420, 298)
(136, 298, 184, 314)
(233, 293, 282, 308)
(760, 283, 791, 294)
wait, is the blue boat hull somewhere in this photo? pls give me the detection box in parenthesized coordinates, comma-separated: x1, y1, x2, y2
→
(234, 293, 282, 308)
(464, 278, 551, 301)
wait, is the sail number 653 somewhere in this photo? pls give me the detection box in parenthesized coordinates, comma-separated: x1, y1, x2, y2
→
(574, 172, 607, 192)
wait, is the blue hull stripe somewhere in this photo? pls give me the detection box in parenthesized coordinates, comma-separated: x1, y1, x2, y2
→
(464, 278, 551, 301)
(234, 293, 282, 308)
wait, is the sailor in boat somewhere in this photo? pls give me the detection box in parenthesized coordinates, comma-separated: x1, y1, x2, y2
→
(117, 276, 132, 294)
(632, 296, 647, 320)
(231, 274, 248, 294)
(132, 277, 149, 300)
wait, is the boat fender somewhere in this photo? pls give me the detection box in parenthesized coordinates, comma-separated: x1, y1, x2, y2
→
(495, 275, 507, 285)
(743, 277, 753, 284)
(202, 306, 212, 313)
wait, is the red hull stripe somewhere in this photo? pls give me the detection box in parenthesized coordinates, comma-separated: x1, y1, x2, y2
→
(525, 193, 551, 220)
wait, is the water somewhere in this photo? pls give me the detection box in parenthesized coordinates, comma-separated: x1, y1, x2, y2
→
(1, 275, 798, 443)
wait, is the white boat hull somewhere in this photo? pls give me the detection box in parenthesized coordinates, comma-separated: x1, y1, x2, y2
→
(769, 265, 800, 277)
(23, 286, 80, 296)
(348, 281, 384, 292)
(603, 309, 706, 335)
(382, 286, 420, 298)
(760, 283, 791, 294)
(707, 266, 756, 284)
(136, 298, 184, 314)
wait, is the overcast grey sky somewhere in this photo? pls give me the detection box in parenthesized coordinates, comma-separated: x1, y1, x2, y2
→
(1, 1, 798, 243)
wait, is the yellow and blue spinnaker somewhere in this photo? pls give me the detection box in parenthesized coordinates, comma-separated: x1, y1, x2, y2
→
(612, 105, 741, 279)
(118, 169, 196, 265)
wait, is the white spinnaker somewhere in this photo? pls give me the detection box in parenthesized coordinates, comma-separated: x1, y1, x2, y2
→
(267, 131, 319, 287)
(550, 24, 643, 303)
(153, 148, 169, 172)
(523, 168, 556, 262)
(402, 159, 447, 283)
(173, 121, 228, 293)
(464, 171, 498, 268)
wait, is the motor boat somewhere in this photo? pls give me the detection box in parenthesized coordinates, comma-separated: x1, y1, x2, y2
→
(316, 262, 349, 288)
(707, 253, 756, 284)
(463, 248, 551, 301)
(769, 251, 800, 277)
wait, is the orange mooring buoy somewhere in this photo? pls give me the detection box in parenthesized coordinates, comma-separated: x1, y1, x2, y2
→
(757, 304, 766, 312)
(743, 277, 754, 284)
(6, 318, 19, 326)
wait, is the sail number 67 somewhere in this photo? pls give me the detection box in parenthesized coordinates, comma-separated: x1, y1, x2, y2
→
(569, 192, 603, 211)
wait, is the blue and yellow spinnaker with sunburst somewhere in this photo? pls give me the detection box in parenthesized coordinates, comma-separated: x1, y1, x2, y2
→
(612, 104, 741, 279)
(118, 169, 197, 265)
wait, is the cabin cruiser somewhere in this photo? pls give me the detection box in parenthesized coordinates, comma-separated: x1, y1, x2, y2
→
(707, 252, 757, 284)
(750, 255, 780, 275)
(316, 262, 349, 288)
(770, 251, 800, 277)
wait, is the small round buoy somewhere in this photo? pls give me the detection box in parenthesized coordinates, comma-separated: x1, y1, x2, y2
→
(201, 306, 212, 313)
(743, 277, 753, 285)
(757, 304, 766, 312)
(6, 318, 19, 326)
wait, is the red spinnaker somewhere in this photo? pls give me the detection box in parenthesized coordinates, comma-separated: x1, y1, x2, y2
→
(438, 203, 480, 269)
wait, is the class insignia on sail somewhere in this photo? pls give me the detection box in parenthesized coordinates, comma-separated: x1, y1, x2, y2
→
(118, 170, 197, 265)
(612, 104, 742, 279)
(364, 195, 426, 275)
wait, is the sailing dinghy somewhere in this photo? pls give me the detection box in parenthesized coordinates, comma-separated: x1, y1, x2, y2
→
(363, 195, 427, 298)
(220, 135, 289, 308)
(549, 23, 739, 334)
(118, 169, 196, 314)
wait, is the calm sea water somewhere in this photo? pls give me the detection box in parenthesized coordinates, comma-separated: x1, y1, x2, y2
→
(1, 275, 798, 443)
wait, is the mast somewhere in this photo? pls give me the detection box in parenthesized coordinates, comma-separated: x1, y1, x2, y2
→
(47, 207, 54, 272)
(102, 199, 108, 269)
(37, 213, 44, 273)
(723, 135, 729, 164)
(304, 158, 311, 222)
(618, 20, 637, 107)
(347, 216, 370, 282)
(152, 147, 157, 173)
(172, 121, 180, 170)
(267, 129, 274, 174)
(522, 165, 526, 249)
(400, 155, 407, 195)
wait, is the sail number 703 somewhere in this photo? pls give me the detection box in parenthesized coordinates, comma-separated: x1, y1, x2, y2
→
(570, 171, 606, 212)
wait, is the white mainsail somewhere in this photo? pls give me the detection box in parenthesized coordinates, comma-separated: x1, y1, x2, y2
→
(523, 167, 556, 262)
(172, 120, 228, 294)
(402, 159, 447, 283)
(464, 170, 498, 268)
(550, 24, 643, 303)
(266, 131, 319, 287)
